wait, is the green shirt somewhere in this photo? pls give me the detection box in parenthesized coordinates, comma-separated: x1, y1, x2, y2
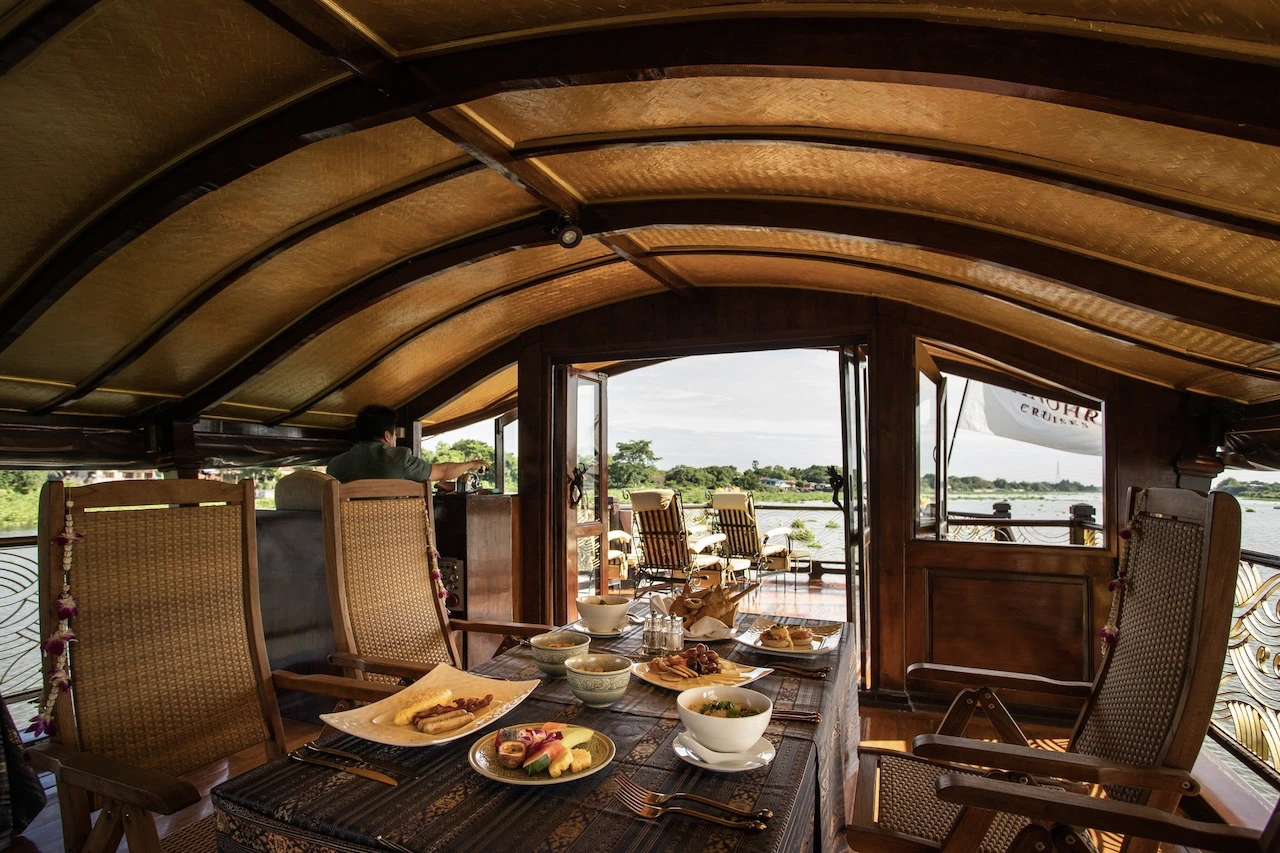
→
(325, 441, 431, 483)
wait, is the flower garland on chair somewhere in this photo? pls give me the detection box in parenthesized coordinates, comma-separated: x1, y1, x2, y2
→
(1098, 489, 1146, 657)
(28, 499, 81, 736)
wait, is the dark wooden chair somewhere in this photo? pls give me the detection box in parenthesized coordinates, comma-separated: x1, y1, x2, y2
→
(847, 487, 1242, 853)
(629, 489, 732, 597)
(26, 479, 396, 853)
(320, 478, 550, 680)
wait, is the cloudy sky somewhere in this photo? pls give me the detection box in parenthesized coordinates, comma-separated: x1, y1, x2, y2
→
(426, 348, 1221, 486)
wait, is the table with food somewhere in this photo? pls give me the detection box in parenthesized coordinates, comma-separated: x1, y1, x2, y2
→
(211, 588, 860, 852)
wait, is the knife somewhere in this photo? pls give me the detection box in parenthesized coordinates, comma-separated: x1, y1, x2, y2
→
(305, 742, 415, 777)
(290, 752, 399, 785)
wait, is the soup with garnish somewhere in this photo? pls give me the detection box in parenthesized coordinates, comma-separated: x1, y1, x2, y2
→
(693, 700, 761, 718)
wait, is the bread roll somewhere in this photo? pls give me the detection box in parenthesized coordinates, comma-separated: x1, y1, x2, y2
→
(393, 688, 453, 726)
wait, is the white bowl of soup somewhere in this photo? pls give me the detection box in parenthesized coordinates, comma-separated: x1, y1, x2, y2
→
(575, 594, 631, 633)
(676, 686, 773, 753)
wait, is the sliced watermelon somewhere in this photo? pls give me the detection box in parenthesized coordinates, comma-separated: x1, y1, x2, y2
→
(523, 740, 569, 775)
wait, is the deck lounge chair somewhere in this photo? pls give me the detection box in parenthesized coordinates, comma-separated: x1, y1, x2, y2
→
(710, 490, 804, 584)
(27, 479, 393, 853)
(846, 487, 1242, 853)
(630, 489, 736, 596)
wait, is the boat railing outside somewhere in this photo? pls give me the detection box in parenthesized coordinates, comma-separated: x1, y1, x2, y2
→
(0, 534, 41, 723)
(947, 502, 1102, 546)
(1214, 548, 1280, 786)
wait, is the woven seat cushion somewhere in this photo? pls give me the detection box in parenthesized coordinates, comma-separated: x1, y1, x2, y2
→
(874, 754, 1032, 852)
(631, 489, 674, 511)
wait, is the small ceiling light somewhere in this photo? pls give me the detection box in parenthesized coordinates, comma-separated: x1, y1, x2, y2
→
(553, 218, 583, 249)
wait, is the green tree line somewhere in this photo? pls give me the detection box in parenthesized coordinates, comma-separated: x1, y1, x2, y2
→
(921, 474, 1102, 493)
(1215, 478, 1280, 500)
(607, 440, 834, 499)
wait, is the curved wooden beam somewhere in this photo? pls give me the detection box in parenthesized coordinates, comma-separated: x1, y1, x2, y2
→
(401, 340, 522, 423)
(0, 0, 102, 75)
(645, 246, 1280, 381)
(31, 157, 481, 415)
(582, 197, 1280, 344)
(0, 77, 428, 353)
(513, 128, 1280, 241)
(163, 212, 562, 421)
(264, 254, 624, 425)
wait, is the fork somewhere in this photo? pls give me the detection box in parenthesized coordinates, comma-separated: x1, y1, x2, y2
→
(614, 786, 768, 831)
(616, 774, 773, 821)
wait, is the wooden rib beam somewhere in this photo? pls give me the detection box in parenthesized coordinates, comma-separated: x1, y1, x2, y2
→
(32, 158, 481, 415)
(403, 341, 522, 422)
(644, 245, 1280, 381)
(163, 213, 561, 421)
(0, 0, 101, 74)
(264, 254, 624, 425)
(582, 197, 1280, 345)
(424, 107, 696, 294)
(513, 128, 1280, 242)
(0, 77, 428, 353)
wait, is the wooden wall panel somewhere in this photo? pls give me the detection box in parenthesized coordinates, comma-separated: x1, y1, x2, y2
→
(925, 570, 1089, 681)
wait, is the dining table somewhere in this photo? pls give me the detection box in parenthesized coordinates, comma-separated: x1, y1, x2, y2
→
(212, 605, 860, 853)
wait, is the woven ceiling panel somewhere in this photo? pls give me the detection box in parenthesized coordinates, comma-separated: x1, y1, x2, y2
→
(469, 77, 1280, 218)
(422, 365, 519, 430)
(0, 0, 341, 302)
(327, 0, 1278, 56)
(105, 172, 541, 398)
(629, 226, 1279, 368)
(0, 121, 465, 385)
(0, 379, 63, 412)
(229, 241, 616, 411)
(319, 264, 663, 416)
(59, 390, 178, 417)
(1186, 370, 1280, 404)
(665, 253, 1267, 399)
(544, 144, 1280, 303)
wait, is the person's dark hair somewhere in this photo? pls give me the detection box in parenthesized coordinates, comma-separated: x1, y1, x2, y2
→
(353, 405, 398, 442)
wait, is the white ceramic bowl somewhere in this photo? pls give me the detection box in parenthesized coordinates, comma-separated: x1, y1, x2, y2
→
(575, 594, 631, 633)
(676, 686, 773, 754)
(564, 653, 633, 708)
(528, 632, 591, 677)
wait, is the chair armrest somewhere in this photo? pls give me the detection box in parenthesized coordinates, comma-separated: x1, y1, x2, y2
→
(271, 670, 401, 703)
(690, 533, 727, 553)
(448, 619, 555, 638)
(328, 652, 440, 681)
(608, 530, 632, 544)
(763, 527, 792, 540)
(913, 735, 1199, 795)
(935, 775, 1260, 853)
(907, 663, 1094, 698)
(26, 741, 200, 815)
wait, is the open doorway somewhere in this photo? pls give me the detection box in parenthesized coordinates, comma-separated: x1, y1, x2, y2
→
(558, 348, 865, 629)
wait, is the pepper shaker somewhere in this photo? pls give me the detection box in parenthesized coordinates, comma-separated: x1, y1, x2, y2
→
(667, 616, 684, 651)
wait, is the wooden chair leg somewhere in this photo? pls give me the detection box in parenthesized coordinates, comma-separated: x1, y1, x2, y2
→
(937, 689, 981, 736)
(940, 804, 998, 851)
(1008, 825, 1057, 852)
(119, 804, 163, 853)
(57, 782, 95, 852)
(81, 797, 124, 853)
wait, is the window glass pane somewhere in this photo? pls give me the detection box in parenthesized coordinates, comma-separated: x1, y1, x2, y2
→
(576, 381, 601, 524)
(916, 373, 939, 538)
(502, 419, 519, 494)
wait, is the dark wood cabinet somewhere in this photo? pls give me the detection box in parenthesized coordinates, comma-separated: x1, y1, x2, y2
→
(433, 493, 520, 665)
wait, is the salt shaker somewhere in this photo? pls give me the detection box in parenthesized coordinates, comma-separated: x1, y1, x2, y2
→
(642, 614, 657, 655)
(667, 616, 684, 651)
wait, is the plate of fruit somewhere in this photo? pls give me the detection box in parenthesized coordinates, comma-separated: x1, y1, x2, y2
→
(469, 723, 615, 786)
(632, 643, 772, 690)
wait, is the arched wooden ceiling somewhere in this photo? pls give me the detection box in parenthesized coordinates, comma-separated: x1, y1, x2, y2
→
(1, 0, 1279, 434)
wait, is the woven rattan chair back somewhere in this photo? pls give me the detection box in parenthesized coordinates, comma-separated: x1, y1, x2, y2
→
(1069, 487, 1241, 805)
(322, 479, 460, 682)
(39, 479, 284, 778)
(713, 495, 763, 561)
(632, 491, 694, 573)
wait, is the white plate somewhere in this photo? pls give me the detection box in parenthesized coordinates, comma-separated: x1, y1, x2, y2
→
(319, 664, 539, 747)
(568, 619, 628, 638)
(469, 726, 615, 786)
(673, 731, 775, 773)
(732, 618, 841, 657)
(631, 659, 772, 691)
